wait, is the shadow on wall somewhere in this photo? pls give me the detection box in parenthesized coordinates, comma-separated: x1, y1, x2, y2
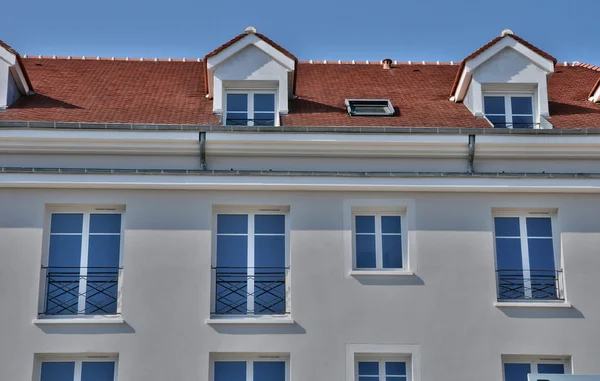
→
(498, 306, 584, 319)
(209, 322, 306, 335)
(36, 321, 136, 335)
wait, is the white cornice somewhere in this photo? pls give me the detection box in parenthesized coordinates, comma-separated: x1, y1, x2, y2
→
(475, 135, 600, 158)
(2, 173, 600, 193)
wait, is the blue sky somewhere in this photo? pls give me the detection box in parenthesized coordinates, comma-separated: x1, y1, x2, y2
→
(1, 0, 599, 64)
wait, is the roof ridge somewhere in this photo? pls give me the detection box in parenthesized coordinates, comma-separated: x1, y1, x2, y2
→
(298, 60, 458, 65)
(22, 55, 204, 62)
(571, 61, 600, 72)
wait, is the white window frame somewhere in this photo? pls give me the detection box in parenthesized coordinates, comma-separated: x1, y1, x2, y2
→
(346, 344, 421, 381)
(492, 210, 564, 302)
(39, 205, 125, 318)
(210, 354, 290, 381)
(355, 354, 412, 381)
(33, 354, 119, 381)
(224, 89, 279, 126)
(210, 206, 291, 319)
(502, 356, 571, 381)
(483, 91, 537, 129)
(353, 212, 406, 271)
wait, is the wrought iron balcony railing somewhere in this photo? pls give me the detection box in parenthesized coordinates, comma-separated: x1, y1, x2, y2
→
(41, 266, 121, 316)
(490, 122, 540, 129)
(225, 118, 275, 126)
(212, 266, 289, 315)
(496, 269, 564, 301)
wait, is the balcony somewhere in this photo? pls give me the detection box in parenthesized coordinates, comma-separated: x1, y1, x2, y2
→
(212, 267, 289, 316)
(496, 269, 564, 301)
(41, 266, 121, 316)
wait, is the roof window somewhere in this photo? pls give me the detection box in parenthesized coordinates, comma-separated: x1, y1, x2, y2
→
(345, 99, 394, 116)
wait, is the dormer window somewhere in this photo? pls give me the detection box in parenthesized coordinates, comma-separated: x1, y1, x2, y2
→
(345, 99, 394, 116)
(484, 94, 535, 128)
(225, 91, 277, 126)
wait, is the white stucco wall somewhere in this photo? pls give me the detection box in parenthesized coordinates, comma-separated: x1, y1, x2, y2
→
(6, 70, 21, 107)
(1, 188, 600, 380)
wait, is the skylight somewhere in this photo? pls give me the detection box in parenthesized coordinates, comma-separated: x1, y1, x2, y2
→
(345, 99, 394, 116)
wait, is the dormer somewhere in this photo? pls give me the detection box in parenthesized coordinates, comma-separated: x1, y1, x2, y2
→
(590, 78, 600, 103)
(0, 40, 33, 110)
(450, 30, 556, 129)
(204, 27, 297, 126)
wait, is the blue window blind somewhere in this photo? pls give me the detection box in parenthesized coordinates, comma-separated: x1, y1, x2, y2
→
(504, 363, 531, 381)
(254, 361, 285, 381)
(41, 362, 75, 381)
(254, 94, 275, 126)
(81, 362, 115, 381)
(358, 361, 406, 381)
(358, 362, 379, 381)
(537, 364, 565, 374)
(215, 361, 246, 381)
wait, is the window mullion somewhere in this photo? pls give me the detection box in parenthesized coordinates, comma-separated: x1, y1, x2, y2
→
(505, 95, 512, 128)
(375, 215, 383, 269)
(519, 216, 532, 298)
(74, 360, 83, 381)
(248, 93, 254, 126)
(379, 360, 385, 381)
(78, 213, 91, 314)
(247, 359, 253, 381)
(247, 214, 255, 314)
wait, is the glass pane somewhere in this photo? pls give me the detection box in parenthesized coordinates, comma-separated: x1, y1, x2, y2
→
(216, 236, 248, 267)
(88, 235, 120, 268)
(254, 93, 275, 112)
(255, 236, 286, 314)
(50, 213, 83, 234)
(512, 115, 534, 128)
(528, 238, 557, 299)
(495, 238, 524, 300)
(255, 236, 285, 268)
(226, 113, 249, 126)
(353, 105, 388, 114)
(90, 214, 121, 234)
(484, 96, 506, 114)
(356, 235, 376, 268)
(358, 362, 379, 376)
(255, 214, 285, 235)
(487, 114, 507, 128)
(41, 362, 75, 381)
(386, 377, 407, 381)
(226, 94, 248, 112)
(526, 217, 552, 237)
(215, 361, 246, 381)
(86, 235, 120, 314)
(81, 362, 115, 381)
(254, 361, 285, 381)
(49, 235, 82, 268)
(217, 214, 248, 234)
(360, 377, 380, 381)
(538, 364, 565, 374)
(355, 216, 375, 234)
(494, 217, 521, 237)
(254, 112, 275, 126)
(381, 216, 401, 234)
(46, 236, 81, 314)
(385, 362, 406, 376)
(511, 96, 533, 115)
(382, 235, 403, 268)
(504, 363, 531, 381)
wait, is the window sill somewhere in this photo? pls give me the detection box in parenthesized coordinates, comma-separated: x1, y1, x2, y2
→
(494, 301, 572, 308)
(350, 270, 414, 277)
(33, 316, 124, 325)
(207, 315, 295, 325)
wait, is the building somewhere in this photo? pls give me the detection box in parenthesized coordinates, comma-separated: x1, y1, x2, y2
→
(1, 26, 600, 381)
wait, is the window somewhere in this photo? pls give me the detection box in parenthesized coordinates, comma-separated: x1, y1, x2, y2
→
(213, 356, 288, 381)
(354, 213, 404, 270)
(37, 356, 117, 381)
(484, 95, 535, 128)
(357, 360, 409, 381)
(493, 213, 563, 301)
(213, 210, 289, 315)
(503, 357, 569, 381)
(225, 92, 276, 126)
(345, 99, 394, 116)
(41, 209, 123, 316)
(347, 345, 420, 381)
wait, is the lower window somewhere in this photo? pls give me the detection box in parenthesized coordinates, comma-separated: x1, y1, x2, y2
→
(503, 357, 569, 381)
(356, 357, 410, 381)
(38, 356, 117, 381)
(213, 357, 287, 381)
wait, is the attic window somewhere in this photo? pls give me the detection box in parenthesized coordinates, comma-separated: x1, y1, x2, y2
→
(345, 99, 394, 116)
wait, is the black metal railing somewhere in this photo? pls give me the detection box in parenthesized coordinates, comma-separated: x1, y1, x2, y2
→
(212, 267, 289, 315)
(490, 122, 540, 129)
(496, 269, 564, 301)
(41, 266, 121, 316)
(225, 118, 275, 126)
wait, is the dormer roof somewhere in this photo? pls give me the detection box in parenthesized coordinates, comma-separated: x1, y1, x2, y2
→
(450, 31, 557, 101)
(203, 27, 298, 97)
(0, 39, 34, 93)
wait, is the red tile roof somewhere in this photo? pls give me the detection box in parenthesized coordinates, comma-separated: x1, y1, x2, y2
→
(0, 58, 598, 128)
(450, 34, 557, 98)
(0, 40, 34, 91)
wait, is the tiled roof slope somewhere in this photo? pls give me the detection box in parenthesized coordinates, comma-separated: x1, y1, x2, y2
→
(0, 58, 598, 128)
